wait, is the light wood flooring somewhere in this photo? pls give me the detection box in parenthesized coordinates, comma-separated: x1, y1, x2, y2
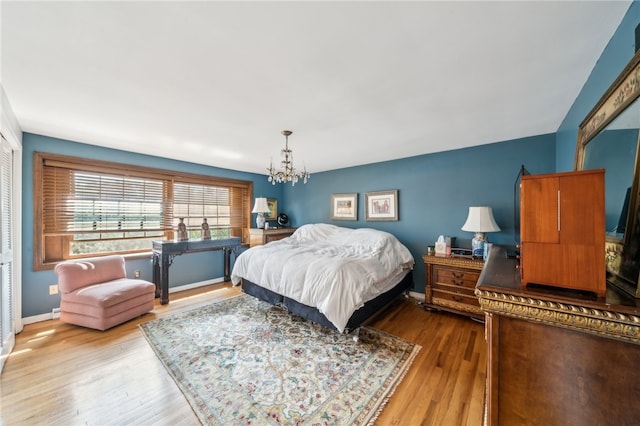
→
(1, 283, 486, 425)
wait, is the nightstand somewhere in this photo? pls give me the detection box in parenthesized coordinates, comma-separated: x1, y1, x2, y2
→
(249, 228, 296, 247)
(422, 254, 484, 320)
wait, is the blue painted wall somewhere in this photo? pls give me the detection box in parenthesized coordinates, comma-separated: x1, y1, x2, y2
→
(556, 1, 640, 171)
(285, 135, 556, 293)
(22, 133, 283, 317)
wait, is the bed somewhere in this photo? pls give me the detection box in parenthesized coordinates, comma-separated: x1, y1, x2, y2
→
(230, 223, 414, 333)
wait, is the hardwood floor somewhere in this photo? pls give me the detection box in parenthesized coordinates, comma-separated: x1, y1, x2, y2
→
(0, 283, 486, 425)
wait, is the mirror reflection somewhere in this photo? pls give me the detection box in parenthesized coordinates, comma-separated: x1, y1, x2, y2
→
(582, 98, 640, 240)
(576, 49, 640, 298)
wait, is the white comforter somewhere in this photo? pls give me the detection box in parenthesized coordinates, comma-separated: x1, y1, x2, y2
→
(231, 223, 414, 332)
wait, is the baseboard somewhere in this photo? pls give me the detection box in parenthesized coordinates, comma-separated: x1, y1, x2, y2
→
(168, 277, 225, 293)
(22, 312, 55, 325)
(408, 290, 423, 301)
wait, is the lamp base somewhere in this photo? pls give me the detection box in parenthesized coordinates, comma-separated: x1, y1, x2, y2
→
(471, 232, 487, 258)
(256, 213, 266, 229)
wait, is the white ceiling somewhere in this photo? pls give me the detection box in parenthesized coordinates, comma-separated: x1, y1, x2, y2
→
(0, 1, 631, 175)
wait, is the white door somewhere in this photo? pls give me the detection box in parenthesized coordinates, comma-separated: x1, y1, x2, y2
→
(0, 134, 15, 372)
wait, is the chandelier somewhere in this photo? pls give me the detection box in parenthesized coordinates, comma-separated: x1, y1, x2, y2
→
(267, 130, 310, 186)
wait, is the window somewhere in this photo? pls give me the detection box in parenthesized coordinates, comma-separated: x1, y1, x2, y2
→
(34, 152, 252, 270)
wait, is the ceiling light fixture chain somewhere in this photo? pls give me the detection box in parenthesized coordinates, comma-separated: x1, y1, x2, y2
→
(267, 130, 310, 186)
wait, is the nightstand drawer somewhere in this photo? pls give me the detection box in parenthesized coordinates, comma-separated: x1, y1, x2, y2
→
(434, 267, 480, 290)
(265, 233, 289, 243)
(432, 281, 476, 297)
(432, 288, 481, 308)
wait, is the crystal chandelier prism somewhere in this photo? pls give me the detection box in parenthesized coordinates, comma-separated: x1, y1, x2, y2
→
(267, 130, 310, 186)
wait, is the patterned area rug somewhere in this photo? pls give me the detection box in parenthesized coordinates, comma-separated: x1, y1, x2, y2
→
(140, 294, 420, 425)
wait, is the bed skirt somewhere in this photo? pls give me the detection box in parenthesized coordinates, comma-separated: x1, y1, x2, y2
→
(240, 270, 413, 333)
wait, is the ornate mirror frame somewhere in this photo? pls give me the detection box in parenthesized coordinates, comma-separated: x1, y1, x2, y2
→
(576, 49, 640, 298)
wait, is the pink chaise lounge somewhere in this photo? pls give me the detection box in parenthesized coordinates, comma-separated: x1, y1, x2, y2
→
(54, 255, 156, 330)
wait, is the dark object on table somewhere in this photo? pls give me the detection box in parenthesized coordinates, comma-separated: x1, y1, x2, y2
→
(277, 213, 289, 227)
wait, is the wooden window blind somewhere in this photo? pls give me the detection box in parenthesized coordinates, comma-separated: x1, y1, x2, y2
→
(34, 152, 252, 270)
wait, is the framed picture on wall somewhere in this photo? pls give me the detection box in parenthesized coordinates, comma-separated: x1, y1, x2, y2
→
(331, 193, 358, 220)
(265, 198, 277, 220)
(365, 190, 398, 221)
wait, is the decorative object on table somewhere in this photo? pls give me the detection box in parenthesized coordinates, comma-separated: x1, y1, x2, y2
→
(365, 189, 398, 221)
(177, 217, 188, 241)
(139, 294, 420, 426)
(277, 212, 289, 227)
(461, 206, 500, 258)
(483, 243, 493, 261)
(331, 193, 358, 220)
(266, 130, 310, 186)
(265, 198, 277, 220)
(451, 248, 473, 257)
(201, 218, 211, 240)
(435, 235, 447, 255)
(434, 236, 455, 255)
(251, 197, 271, 229)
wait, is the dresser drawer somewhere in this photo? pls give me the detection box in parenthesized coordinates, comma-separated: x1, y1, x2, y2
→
(433, 267, 480, 290)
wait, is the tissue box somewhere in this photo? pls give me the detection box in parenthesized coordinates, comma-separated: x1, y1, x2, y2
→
(435, 241, 447, 255)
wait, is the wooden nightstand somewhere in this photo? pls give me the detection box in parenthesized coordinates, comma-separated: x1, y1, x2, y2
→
(249, 228, 296, 247)
(422, 254, 484, 320)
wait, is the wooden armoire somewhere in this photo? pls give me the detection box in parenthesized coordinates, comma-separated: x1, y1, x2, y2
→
(519, 169, 606, 297)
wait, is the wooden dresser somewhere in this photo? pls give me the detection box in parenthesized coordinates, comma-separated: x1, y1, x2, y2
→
(477, 246, 640, 425)
(249, 228, 296, 247)
(423, 254, 484, 320)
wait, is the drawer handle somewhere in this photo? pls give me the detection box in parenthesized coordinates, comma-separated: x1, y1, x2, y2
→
(452, 295, 464, 302)
(452, 272, 464, 279)
(452, 279, 464, 286)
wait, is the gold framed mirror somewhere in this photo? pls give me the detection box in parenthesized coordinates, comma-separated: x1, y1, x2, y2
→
(576, 49, 640, 298)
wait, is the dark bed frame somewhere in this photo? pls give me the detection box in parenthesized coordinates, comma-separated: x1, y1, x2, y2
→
(240, 270, 413, 333)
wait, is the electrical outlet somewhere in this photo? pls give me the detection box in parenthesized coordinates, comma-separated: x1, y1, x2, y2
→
(52, 308, 61, 319)
(49, 284, 59, 295)
(134, 270, 141, 278)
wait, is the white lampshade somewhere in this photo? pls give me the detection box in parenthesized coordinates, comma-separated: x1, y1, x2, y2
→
(461, 206, 500, 233)
(251, 197, 270, 214)
(252, 197, 271, 229)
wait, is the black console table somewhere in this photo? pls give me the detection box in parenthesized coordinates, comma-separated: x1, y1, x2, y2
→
(152, 237, 242, 304)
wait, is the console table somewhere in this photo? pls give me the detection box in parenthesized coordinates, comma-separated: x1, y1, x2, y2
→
(476, 246, 640, 425)
(152, 237, 242, 304)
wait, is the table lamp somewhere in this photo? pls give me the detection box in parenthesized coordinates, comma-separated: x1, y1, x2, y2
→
(252, 197, 271, 229)
(461, 206, 500, 258)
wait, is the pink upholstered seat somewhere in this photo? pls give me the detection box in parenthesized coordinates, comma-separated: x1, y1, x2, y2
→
(54, 255, 155, 330)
